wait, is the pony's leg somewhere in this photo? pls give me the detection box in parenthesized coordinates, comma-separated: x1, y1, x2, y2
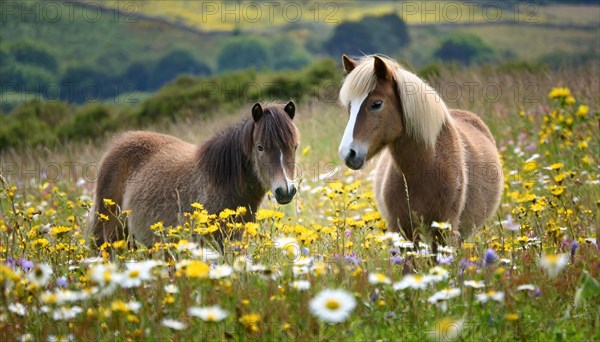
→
(90, 153, 130, 248)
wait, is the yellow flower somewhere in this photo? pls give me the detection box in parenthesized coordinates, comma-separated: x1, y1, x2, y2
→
(111, 240, 127, 249)
(111, 300, 130, 313)
(256, 209, 284, 221)
(185, 261, 210, 278)
(302, 146, 311, 156)
(49, 226, 71, 236)
(191, 202, 204, 210)
(103, 198, 116, 207)
(97, 213, 109, 222)
(239, 313, 261, 332)
(565, 96, 576, 105)
(578, 140, 588, 150)
(219, 208, 236, 219)
(582, 155, 591, 165)
(548, 185, 566, 197)
(549, 162, 564, 171)
(244, 222, 259, 237)
(163, 294, 175, 304)
(548, 87, 571, 99)
(506, 313, 519, 321)
(32, 238, 49, 248)
(576, 105, 589, 118)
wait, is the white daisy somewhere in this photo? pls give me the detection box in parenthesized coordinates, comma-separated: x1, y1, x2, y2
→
(41, 289, 87, 305)
(52, 306, 83, 321)
(428, 288, 461, 304)
(209, 264, 233, 279)
(392, 274, 434, 290)
(188, 305, 228, 322)
(126, 301, 142, 312)
(26, 263, 53, 287)
(309, 289, 356, 323)
(428, 266, 449, 282)
(117, 260, 158, 288)
(161, 318, 186, 330)
(164, 284, 179, 294)
(516, 284, 537, 292)
(274, 236, 300, 258)
(87, 263, 120, 287)
(476, 290, 505, 303)
(463, 280, 485, 289)
(431, 221, 452, 230)
(8, 303, 26, 316)
(368, 272, 392, 285)
(540, 253, 568, 278)
(290, 280, 311, 291)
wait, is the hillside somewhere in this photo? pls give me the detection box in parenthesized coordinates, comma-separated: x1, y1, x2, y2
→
(1, 1, 598, 113)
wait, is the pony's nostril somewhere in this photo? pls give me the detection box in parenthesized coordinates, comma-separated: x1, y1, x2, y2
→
(290, 186, 297, 197)
(275, 187, 283, 198)
(348, 148, 357, 159)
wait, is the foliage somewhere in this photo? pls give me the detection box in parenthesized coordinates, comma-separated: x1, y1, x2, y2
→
(152, 49, 212, 89)
(4, 41, 58, 72)
(323, 13, 410, 57)
(217, 37, 271, 73)
(434, 33, 498, 66)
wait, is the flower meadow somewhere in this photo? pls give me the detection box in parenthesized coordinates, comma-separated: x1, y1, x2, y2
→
(1, 88, 599, 341)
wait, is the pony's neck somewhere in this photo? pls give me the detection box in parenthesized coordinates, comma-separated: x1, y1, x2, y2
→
(389, 134, 436, 172)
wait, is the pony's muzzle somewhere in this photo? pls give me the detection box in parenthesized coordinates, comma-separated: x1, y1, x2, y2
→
(274, 185, 296, 204)
(343, 147, 366, 170)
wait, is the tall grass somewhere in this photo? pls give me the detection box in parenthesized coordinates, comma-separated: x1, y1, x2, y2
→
(0, 64, 598, 341)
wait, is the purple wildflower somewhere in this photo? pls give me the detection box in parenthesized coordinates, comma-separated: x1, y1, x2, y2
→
(484, 249, 498, 267)
(570, 241, 579, 257)
(391, 256, 403, 265)
(18, 258, 33, 272)
(56, 276, 68, 287)
(437, 253, 455, 265)
(344, 254, 362, 266)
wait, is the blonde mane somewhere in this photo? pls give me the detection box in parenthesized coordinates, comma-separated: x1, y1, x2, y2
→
(339, 55, 450, 147)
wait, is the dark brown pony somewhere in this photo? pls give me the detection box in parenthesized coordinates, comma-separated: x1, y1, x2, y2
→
(338, 55, 503, 243)
(88, 102, 299, 247)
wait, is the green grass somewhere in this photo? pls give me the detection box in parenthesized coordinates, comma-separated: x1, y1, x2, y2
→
(0, 64, 598, 340)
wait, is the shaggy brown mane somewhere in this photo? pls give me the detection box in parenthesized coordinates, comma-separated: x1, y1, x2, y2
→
(196, 118, 254, 195)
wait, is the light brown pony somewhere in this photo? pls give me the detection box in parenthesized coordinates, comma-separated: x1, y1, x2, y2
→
(338, 55, 503, 243)
(88, 102, 299, 247)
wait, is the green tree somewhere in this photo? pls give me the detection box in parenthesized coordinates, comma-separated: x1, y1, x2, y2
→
(434, 33, 497, 65)
(7, 41, 58, 72)
(151, 49, 212, 89)
(270, 38, 311, 71)
(323, 13, 410, 57)
(217, 37, 270, 72)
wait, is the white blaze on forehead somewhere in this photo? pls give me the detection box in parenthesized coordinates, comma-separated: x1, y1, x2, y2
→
(338, 94, 367, 159)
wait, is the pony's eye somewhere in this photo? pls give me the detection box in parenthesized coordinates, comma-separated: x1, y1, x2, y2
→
(371, 100, 383, 110)
(257, 145, 264, 152)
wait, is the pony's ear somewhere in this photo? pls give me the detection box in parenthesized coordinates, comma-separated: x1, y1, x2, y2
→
(373, 56, 390, 80)
(342, 54, 357, 74)
(284, 101, 295, 120)
(252, 103, 263, 122)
